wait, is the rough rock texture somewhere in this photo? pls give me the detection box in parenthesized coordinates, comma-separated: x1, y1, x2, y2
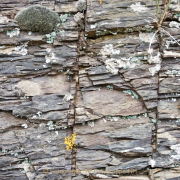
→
(0, 0, 180, 180)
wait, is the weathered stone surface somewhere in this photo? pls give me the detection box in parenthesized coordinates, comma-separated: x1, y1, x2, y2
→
(1, 0, 180, 179)
(75, 88, 147, 124)
(158, 99, 180, 119)
(153, 120, 180, 168)
(85, 0, 156, 36)
(74, 116, 152, 176)
(152, 168, 180, 180)
(55, 1, 78, 13)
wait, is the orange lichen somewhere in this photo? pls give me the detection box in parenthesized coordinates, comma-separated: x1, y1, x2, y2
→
(64, 133, 76, 150)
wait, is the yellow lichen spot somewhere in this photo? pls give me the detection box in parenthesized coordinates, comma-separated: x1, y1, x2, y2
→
(100, 0, 102, 4)
(64, 133, 76, 150)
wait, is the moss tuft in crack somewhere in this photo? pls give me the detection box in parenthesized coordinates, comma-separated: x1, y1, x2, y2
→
(15, 5, 59, 34)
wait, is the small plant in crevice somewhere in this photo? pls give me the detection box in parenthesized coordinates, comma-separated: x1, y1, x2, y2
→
(147, 0, 180, 75)
(149, 1, 180, 52)
(64, 133, 76, 150)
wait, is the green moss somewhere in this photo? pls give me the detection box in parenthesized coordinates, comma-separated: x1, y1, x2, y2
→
(15, 5, 59, 34)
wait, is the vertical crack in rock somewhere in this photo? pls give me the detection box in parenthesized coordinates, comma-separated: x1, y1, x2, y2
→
(1, 0, 180, 179)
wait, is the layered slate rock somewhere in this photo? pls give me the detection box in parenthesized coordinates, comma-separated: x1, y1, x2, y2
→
(1, 0, 180, 179)
(75, 88, 146, 123)
(85, 0, 157, 37)
(152, 120, 180, 168)
(74, 116, 153, 177)
(74, 0, 160, 179)
(151, 167, 180, 180)
(0, 0, 78, 179)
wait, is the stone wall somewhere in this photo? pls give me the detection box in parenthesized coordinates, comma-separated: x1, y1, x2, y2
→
(0, 0, 180, 179)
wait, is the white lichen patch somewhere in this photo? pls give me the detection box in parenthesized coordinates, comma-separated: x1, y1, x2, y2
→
(130, 2, 148, 13)
(90, 23, 98, 29)
(7, 28, 20, 38)
(14, 43, 28, 56)
(139, 32, 156, 43)
(45, 48, 59, 64)
(148, 52, 161, 64)
(37, 111, 42, 117)
(163, 50, 180, 57)
(165, 69, 180, 76)
(149, 64, 161, 76)
(88, 121, 95, 128)
(0, 14, 9, 24)
(105, 56, 143, 74)
(21, 124, 28, 129)
(81, 170, 89, 176)
(169, 0, 180, 11)
(101, 44, 120, 56)
(96, 174, 109, 178)
(63, 93, 73, 101)
(165, 39, 177, 49)
(169, 21, 180, 28)
(37, 135, 41, 138)
(105, 58, 120, 74)
(134, 147, 144, 150)
(171, 144, 180, 160)
(47, 121, 56, 130)
(149, 159, 156, 167)
(110, 117, 119, 121)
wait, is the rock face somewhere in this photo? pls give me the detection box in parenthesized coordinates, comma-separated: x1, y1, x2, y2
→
(0, 0, 180, 180)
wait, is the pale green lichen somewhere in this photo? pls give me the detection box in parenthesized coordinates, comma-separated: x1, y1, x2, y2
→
(15, 5, 59, 34)
(106, 114, 142, 121)
(24, 158, 31, 163)
(106, 85, 113, 90)
(46, 31, 56, 44)
(96, 30, 108, 36)
(151, 119, 157, 124)
(143, 113, 147, 117)
(47, 121, 56, 130)
(123, 90, 138, 99)
(2, 149, 8, 153)
(105, 55, 145, 75)
(0, 45, 6, 49)
(19, 169, 26, 174)
(60, 14, 70, 24)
